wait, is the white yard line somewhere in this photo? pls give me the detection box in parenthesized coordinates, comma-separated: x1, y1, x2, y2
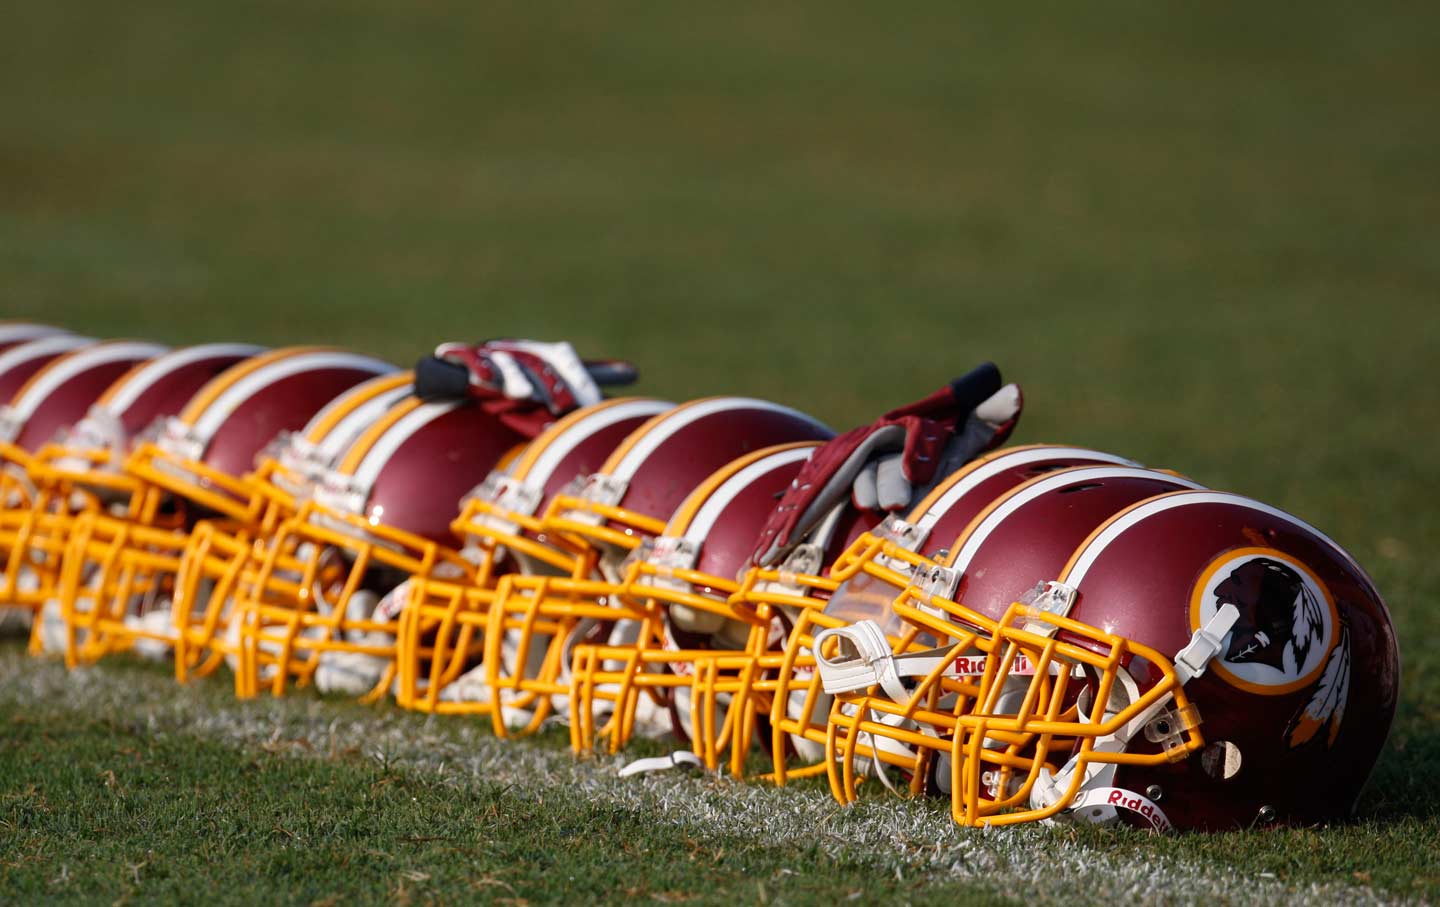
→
(0, 652, 1417, 907)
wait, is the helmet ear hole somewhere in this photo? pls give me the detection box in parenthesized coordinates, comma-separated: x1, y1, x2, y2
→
(1200, 740, 1243, 780)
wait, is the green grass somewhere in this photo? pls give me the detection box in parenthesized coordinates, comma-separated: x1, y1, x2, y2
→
(1, 0, 1438, 903)
(0, 654, 1019, 907)
(0, 650, 1021, 907)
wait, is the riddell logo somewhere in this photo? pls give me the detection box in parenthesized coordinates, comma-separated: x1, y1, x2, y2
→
(1106, 789, 1172, 832)
(948, 653, 1036, 676)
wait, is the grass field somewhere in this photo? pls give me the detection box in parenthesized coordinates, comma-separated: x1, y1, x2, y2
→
(2, 0, 1438, 904)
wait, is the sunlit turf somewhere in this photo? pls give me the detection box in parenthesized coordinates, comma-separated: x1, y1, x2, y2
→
(0, 708, 1003, 907)
(1, 0, 1437, 903)
(2, 647, 1437, 906)
(0, 648, 1017, 907)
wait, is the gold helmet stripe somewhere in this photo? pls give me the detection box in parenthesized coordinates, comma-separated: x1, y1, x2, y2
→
(9, 340, 169, 420)
(302, 371, 414, 445)
(668, 442, 819, 538)
(178, 346, 335, 423)
(514, 397, 673, 481)
(95, 343, 266, 411)
(335, 395, 425, 475)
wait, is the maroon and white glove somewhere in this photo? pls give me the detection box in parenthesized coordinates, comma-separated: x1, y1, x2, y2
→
(749, 362, 1022, 569)
(414, 339, 638, 439)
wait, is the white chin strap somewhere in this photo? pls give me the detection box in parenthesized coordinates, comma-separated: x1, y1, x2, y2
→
(314, 589, 389, 696)
(812, 622, 942, 796)
(0, 567, 41, 635)
(617, 750, 705, 778)
(123, 607, 178, 661)
(814, 603, 1241, 830)
(1032, 603, 1240, 830)
(815, 621, 1026, 703)
(36, 599, 69, 654)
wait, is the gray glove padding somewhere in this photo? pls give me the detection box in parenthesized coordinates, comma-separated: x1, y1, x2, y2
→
(772, 383, 1022, 562)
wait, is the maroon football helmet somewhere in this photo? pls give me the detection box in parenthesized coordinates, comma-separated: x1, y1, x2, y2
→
(0, 335, 99, 427)
(477, 396, 836, 737)
(0, 340, 171, 623)
(1, 342, 264, 632)
(392, 396, 677, 715)
(0, 323, 69, 355)
(49, 347, 399, 664)
(816, 481, 1398, 831)
(229, 391, 537, 701)
(566, 438, 889, 758)
(670, 444, 1154, 779)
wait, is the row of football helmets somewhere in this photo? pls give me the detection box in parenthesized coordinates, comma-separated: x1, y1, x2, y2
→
(0, 322, 1399, 832)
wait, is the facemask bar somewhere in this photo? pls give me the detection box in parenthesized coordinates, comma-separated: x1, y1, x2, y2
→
(539, 474, 669, 557)
(674, 523, 930, 780)
(44, 432, 287, 671)
(387, 474, 595, 716)
(567, 538, 773, 757)
(460, 552, 658, 739)
(125, 440, 262, 525)
(42, 509, 226, 667)
(594, 548, 848, 778)
(426, 474, 667, 737)
(172, 435, 353, 684)
(229, 500, 474, 703)
(170, 519, 268, 683)
(391, 572, 498, 713)
(454, 473, 587, 575)
(0, 440, 162, 615)
(823, 593, 1213, 828)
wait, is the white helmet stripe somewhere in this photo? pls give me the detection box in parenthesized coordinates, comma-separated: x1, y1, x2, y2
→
(681, 445, 815, 544)
(351, 400, 460, 489)
(192, 352, 395, 442)
(1063, 490, 1365, 586)
(951, 466, 1204, 572)
(917, 446, 1139, 533)
(527, 399, 672, 485)
(610, 397, 831, 481)
(10, 341, 169, 421)
(0, 335, 96, 387)
(315, 383, 414, 464)
(301, 374, 407, 440)
(0, 324, 65, 346)
(101, 343, 266, 416)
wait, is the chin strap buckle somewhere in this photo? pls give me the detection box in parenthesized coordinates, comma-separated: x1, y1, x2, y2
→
(1174, 603, 1239, 684)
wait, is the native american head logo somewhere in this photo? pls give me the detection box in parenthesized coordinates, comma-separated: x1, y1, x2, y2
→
(1191, 548, 1351, 748)
(1215, 557, 1325, 677)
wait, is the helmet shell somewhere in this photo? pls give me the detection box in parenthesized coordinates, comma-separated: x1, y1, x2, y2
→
(596, 396, 834, 530)
(820, 446, 1153, 627)
(175, 347, 398, 479)
(673, 443, 822, 592)
(1058, 490, 1399, 830)
(0, 323, 68, 354)
(323, 397, 529, 545)
(1, 340, 170, 453)
(505, 397, 676, 518)
(944, 465, 1205, 622)
(910, 445, 1144, 560)
(92, 343, 267, 440)
(0, 335, 96, 410)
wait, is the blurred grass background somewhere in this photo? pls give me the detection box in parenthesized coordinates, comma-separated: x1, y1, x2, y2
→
(1, 0, 1437, 899)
